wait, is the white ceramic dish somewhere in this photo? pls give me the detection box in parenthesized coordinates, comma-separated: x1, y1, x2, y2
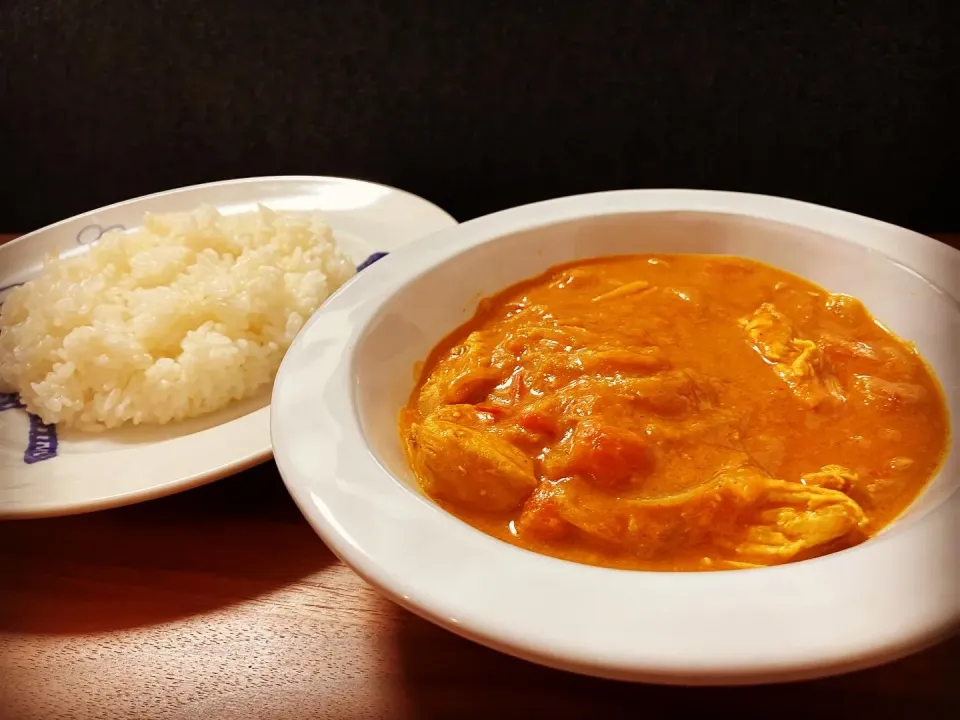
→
(272, 189, 958, 685)
(0, 176, 456, 518)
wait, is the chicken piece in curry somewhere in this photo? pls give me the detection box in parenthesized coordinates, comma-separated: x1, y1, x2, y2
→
(399, 255, 950, 571)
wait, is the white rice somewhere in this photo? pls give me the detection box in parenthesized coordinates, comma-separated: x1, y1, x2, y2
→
(0, 204, 355, 431)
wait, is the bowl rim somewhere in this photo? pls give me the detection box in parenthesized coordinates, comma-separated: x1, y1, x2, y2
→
(271, 189, 959, 684)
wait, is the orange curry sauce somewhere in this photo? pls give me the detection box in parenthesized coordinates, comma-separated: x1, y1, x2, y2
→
(399, 255, 949, 571)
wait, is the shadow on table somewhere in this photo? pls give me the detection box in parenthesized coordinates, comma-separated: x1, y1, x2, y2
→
(0, 463, 335, 634)
(391, 605, 959, 718)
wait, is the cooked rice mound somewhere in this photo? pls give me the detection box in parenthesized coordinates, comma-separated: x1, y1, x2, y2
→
(0, 205, 355, 431)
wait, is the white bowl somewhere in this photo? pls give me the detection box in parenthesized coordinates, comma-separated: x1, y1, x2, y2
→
(271, 190, 959, 685)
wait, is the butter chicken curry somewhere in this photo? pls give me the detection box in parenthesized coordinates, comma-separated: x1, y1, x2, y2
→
(400, 255, 949, 571)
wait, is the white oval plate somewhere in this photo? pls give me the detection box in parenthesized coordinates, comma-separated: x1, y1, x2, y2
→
(271, 190, 958, 685)
(0, 176, 456, 518)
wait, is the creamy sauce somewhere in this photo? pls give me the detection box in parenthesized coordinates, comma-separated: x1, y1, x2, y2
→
(400, 255, 950, 571)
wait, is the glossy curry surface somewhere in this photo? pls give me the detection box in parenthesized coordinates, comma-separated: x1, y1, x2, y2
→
(400, 254, 949, 571)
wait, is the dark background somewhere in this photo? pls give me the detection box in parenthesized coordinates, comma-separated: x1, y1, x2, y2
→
(2, 0, 957, 233)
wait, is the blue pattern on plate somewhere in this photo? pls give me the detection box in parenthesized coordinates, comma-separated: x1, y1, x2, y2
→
(357, 252, 388, 272)
(76, 223, 126, 246)
(0, 393, 58, 464)
(0, 281, 25, 310)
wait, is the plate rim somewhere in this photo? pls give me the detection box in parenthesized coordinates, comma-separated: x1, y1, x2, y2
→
(0, 174, 457, 253)
(271, 188, 959, 685)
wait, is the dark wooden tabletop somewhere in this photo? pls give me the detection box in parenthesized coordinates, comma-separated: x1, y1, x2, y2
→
(1, 233, 957, 720)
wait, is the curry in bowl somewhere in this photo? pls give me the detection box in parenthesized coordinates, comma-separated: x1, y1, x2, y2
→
(399, 254, 949, 571)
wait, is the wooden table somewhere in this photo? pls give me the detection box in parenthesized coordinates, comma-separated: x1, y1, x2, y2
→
(1, 232, 957, 719)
